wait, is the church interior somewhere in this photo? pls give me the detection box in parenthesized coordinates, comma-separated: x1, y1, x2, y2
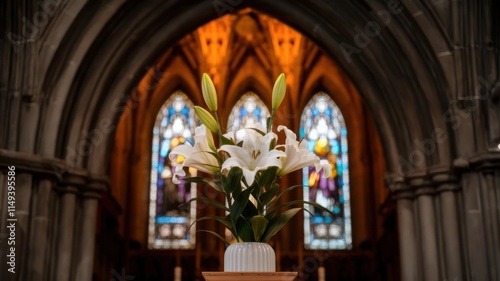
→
(0, 1, 499, 281)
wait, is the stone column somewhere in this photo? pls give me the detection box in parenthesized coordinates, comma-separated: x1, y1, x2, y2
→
(26, 178, 54, 280)
(0, 150, 108, 281)
(460, 153, 500, 281)
(412, 178, 440, 281)
(16, 172, 33, 281)
(460, 171, 490, 281)
(478, 168, 500, 280)
(432, 171, 463, 281)
(482, 169, 500, 276)
(54, 186, 78, 281)
(0, 171, 11, 281)
(74, 192, 100, 281)
(391, 180, 420, 281)
(397, 197, 419, 281)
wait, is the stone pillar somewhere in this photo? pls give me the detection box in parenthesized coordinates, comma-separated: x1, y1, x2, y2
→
(26, 178, 54, 280)
(54, 186, 78, 281)
(396, 196, 419, 281)
(391, 180, 420, 281)
(16, 172, 33, 281)
(460, 171, 490, 281)
(457, 153, 500, 281)
(478, 169, 500, 280)
(482, 169, 500, 277)
(413, 182, 440, 281)
(432, 171, 463, 281)
(74, 192, 101, 281)
(0, 150, 108, 281)
(0, 171, 12, 281)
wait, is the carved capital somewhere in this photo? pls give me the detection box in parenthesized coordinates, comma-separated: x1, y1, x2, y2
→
(428, 166, 457, 184)
(467, 152, 500, 172)
(407, 174, 435, 196)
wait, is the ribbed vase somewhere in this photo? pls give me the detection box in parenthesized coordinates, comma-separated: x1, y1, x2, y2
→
(224, 242, 276, 272)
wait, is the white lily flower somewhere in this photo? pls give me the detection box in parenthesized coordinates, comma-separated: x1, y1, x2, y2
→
(278, 125, 300, 148)
(169, 125, 220, 184)
(277, 125, 332, 177)
(194, 124, 216, 151)
(224, 123, 267, 144)
(219, 127, 286, 186)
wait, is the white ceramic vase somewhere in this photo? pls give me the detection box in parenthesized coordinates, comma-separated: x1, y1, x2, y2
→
(224, 242, 276, 272)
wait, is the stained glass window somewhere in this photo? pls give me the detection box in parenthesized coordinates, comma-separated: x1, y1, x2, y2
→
(149, 91, 198, 249)
(227, 92, 270, 140)
(300, 93, 352, 249)
(225, 92, 270, 242)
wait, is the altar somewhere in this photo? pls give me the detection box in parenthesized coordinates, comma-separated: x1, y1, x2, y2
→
(202, 272, 298, 281)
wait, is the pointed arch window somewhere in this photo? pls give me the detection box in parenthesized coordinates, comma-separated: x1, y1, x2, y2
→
(227, 92, 270, 140)
(300, 92, 352, 249)
(149, 91, 198, 249)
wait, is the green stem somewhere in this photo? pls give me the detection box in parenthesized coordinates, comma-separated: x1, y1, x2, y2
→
(268, 109, 277, 133)
(226, 193, 239, 242)
(213, 110, 230, 164)
(212, 110, 223, 140)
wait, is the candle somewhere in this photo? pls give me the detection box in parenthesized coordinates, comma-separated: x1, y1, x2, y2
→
(318, 266, 325, 281)
(174, 266, 182, 281)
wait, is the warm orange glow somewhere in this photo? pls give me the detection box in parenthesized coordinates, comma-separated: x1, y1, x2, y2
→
(265, 17, 302, 84)
(197, 15, 234, 85)
(196, 11, 302, 87)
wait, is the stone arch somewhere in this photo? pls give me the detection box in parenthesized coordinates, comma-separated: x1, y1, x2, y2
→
(4, 0, 497, 280)
(36, 1, 454, 179)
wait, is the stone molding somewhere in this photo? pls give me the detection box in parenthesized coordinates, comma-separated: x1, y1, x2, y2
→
(388, 167, 461, 198)
(0, 148, 109, 196)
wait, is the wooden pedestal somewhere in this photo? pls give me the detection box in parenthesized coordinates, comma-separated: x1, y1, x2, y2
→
(202, 272, 298, 281)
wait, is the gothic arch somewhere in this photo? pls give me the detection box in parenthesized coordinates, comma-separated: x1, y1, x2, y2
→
(35, 1, 454, 178)
(3, 1, 498, 280)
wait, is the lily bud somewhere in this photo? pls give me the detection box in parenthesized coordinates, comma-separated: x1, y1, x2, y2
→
(205, 127, 216, 151)
(194, 106, 219, 133)
(271, 73, 286, 110)
(201, 73, 218, 111)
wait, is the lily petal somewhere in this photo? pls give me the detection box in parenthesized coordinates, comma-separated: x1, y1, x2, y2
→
(219, 127, 284, 185)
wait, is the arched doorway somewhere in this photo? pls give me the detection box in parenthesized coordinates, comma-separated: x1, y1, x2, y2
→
(3, 1, 498, 281)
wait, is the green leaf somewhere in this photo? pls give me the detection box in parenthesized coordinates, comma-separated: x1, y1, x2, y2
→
(241, 198, 259, 219)
(265, 200, 335, 220)
(229, 187, 253, 223)
(182, 176, 224, 192)
(267, 184, 305, 209)
(269, 138, 277, 151)
(181, 176, 209, 184)
(207, 151, 222, 163)
(257, 167, 278, 187)
(251, 215, 269, 242)
(259, 183, 280, 206)
(196, 230, 227, 244)
(220, 135, 234, 146)
(248, 127, 266, 136)
(224, 167, 243, 196)
(181, 196, 228, 211)
(235, 216, 255, 242)
(190, 215, 233, 230)
(261, 208, 301, 242)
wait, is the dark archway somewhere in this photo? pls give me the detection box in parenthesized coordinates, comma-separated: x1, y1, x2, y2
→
(2, 0, 498, 280)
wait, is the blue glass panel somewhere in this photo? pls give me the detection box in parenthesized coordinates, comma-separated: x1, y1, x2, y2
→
(227, 92, 270, 142)
(156, 216, 189, 224)
(301, 92, 352, 250)
(148, 91, 198, 250)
